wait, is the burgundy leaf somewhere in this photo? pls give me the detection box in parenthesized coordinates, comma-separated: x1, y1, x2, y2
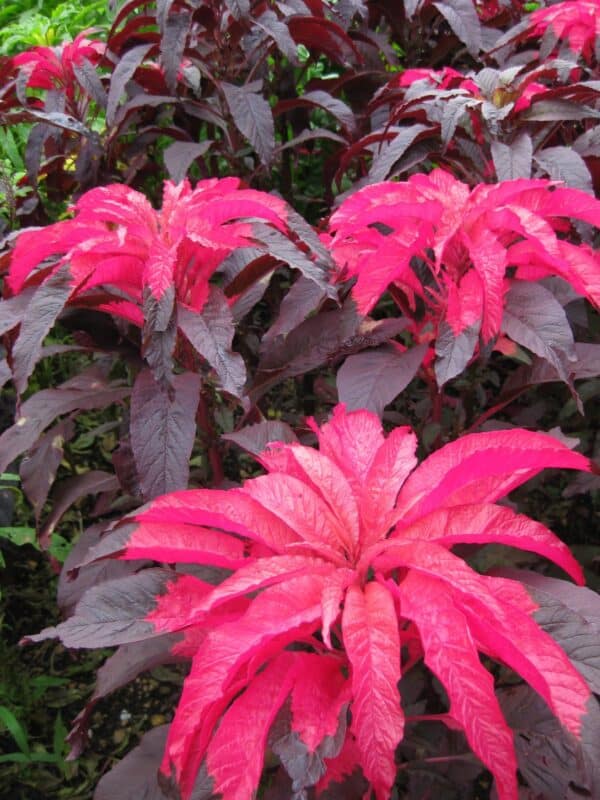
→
(498, 684, 600, 799)
(177, 292, 246, 398)
(94, 725, 171, 800)
(0, 289, 35, 336)
(223, 421, 298, 457)
(368, 124, 432, 182)
(11, 265, 73, 394)
(433, 0, 483, 55)
(130, 368, 200, 501)
(534, 146, 594, 194)
(502, 281, 576, 382)
(288, 16, 364, 66)
(337, 343, 427, 416)
(26, 568, 176, 648)
(494, 570, 600, 693)
(0, 366, 130, 475)
(163, 140, 212, 184)
(221, 81, 275, 166)
(434, 321, 479, 386)
(491, 133, 533, 181)
(70, 634, 182, 759)
(39, 470, 119, 549)
(19, 418, 75, 521)
(160, 11, 189, 92)
(57, 523, 146, 617)
(262, 275, 329, 344)
(106, 43, 153, 126)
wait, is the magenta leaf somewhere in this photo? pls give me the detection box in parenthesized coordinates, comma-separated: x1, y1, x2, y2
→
(342, 582, 403, 800)
(396, 570, 518, 800)
(130, 368, 200, 501)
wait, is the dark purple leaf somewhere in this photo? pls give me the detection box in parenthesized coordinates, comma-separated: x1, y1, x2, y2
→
(275, 127, 347, 154)
(40, 470, 119, 549)
(57, 522, 145, 617)
(256, 10, 299, 63)
(335, 0, 368, 26)
(142, 316, 177, 387)
(223, 421, 298, 457)
(25, 123, 51, 187)
(498, 684, 600, 799)
(534, 146, 594, 195)
(156, 0, 174, 32)
(112, 94, 179, 130)
(434, 321, 479, 386)
(495, 569, 600, 693)
(130, 368, 200, 501)
(288, 16, 364, 67)
(491, 133, 533, 181)
(337, 342, 427, 416)
(441, 97, 472, 148)
(0, 366, 130, 474)
(523, 100, 600, 122)
(0, 289, 35, 336)
(26, 568, 174, 648)
(11, 264, 73, 394)
(106, 43, 153, 126)
(222, 81, 275, 166)
(249, 223, 330, 290)
(277, 90, 357, 135)
(257, 305, 360, 384)
(160, 12, 190, 93)
(368, 124, 432, 182)
(502, 281, 576, 383)
(263, 276, 329, 345)
(177, 291, 246, 398)
(69, 635, 183, 759)
(72, 58, 108, 109)
(94, 725, 170, 800)
(269, 702, 347, 793)
(433, 0, 482, 56)
(19, 418, 75, 522)
(224, 0, 250, 20)
(19, 108, 94, 137)
(163, 140, 212, 184)
(0, 360, 11, 389)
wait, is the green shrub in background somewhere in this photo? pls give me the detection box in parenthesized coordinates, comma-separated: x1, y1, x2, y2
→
(0, 0, 111, 55)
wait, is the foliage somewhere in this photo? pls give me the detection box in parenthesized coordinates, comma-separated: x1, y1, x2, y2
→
(0, 1, 599, 799)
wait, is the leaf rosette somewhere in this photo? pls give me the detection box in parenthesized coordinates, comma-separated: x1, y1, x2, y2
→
(30, 405, 596, 800)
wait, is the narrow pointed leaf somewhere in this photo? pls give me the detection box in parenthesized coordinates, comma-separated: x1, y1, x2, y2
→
(130, 369, 200, 501)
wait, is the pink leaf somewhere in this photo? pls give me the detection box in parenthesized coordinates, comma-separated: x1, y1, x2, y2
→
(395, 571, 518, 800)
(342, 581, 403, 800)
(206, 653, 296, 800)
(396, 428, 592, 523)
(393, 503, 584, 584)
